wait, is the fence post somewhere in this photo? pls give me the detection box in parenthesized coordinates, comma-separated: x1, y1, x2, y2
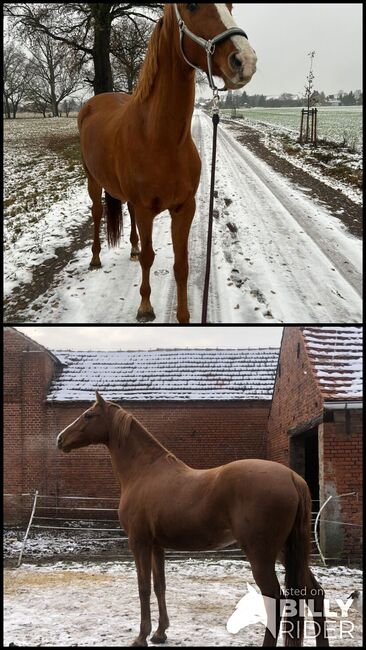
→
(299, 109, 304, 144)
(17, 490, 39, 567)
(314, 108, 318, 147)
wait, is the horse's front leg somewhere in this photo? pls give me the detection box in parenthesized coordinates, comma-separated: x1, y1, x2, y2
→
(131, 539, 153, 646)
(170, 197, 196, 324)
(151, 545, 169, 644)
(134, 207, 156, 322)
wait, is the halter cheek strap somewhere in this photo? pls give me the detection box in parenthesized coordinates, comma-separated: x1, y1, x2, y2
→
(173, 3, 248, 92)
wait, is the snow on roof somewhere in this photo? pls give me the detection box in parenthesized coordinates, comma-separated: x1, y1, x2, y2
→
(47, 348, 279, 402)
(302, 327, 363, 400)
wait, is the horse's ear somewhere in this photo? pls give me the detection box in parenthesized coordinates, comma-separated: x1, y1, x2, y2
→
(96, 390, 106, 406)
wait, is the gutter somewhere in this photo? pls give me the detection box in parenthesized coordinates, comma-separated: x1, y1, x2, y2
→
(324, 401, 362, 410)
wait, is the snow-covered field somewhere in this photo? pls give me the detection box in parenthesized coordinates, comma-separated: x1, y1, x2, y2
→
(4, 558, 363, 647)
(4, 111, 362, 323)
(221, 106, 363, 152)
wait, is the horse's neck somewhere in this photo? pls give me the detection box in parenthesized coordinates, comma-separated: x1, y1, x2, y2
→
(143, 18, 196, 144)
(109, 417, 168, 488)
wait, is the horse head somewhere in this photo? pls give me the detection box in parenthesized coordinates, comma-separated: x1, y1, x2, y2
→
(173, 3, 257, 90)
(57, 391, 110, 453)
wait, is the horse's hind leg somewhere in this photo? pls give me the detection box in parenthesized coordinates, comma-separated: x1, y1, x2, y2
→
(87, 175, 103, 268)
(305, 568, 329, 646)
(248, 555, 283, 646)
(151, 545, 169, 643)
(128, 202, 140, 261)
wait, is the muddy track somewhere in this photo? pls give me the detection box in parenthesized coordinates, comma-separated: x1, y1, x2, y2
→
(223, 119, 362, 238)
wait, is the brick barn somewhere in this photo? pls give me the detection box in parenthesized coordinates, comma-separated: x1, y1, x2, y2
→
(268, 326, 362, 563)
(4, 325, 362, 562)
(4, 326, 277, 524)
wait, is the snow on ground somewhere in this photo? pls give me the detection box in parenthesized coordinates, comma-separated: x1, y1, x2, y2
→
(4, 111, 362, 323)
(4, 118, 87, 296)
(229, 118, 362, 206)
(4, 558, 363, 647)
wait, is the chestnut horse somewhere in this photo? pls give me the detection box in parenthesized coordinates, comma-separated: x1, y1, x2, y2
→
(78, 4, 257, 323)
(57, 393, 329, 647)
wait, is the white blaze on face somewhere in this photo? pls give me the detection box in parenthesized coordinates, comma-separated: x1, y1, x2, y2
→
(57, 414, 83, 445)
(214, 3, 257, 82)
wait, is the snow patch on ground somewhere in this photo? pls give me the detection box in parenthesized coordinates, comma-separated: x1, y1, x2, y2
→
(4, 558, 363, 647)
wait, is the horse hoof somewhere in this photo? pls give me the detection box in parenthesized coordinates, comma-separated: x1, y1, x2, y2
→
(89, 261, 102, 269)
(132, 639, 148, 647)
(136, 309, 156, 323)
(130, 253, 140, 262)
(151, 632, 167, 644)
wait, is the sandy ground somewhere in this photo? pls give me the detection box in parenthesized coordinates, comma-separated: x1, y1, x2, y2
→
(4, 558, 363, 647)
(4, 110, 362, 323)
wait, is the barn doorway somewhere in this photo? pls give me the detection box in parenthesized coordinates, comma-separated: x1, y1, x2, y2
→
(289, 427, 320, 513)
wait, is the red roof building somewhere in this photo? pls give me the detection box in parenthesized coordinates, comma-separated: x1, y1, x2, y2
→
(268, 326, 362, 564)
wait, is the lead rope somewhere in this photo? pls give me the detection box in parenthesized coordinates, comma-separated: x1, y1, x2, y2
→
(201, 90, 220, 324)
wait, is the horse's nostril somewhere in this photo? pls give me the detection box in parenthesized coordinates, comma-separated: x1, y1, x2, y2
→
(229, 52, 242, 71)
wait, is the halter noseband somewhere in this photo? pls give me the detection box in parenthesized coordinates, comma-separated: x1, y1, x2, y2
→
(173, 3, 248, 92)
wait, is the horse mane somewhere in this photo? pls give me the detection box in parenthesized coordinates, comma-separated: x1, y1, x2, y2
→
(133, 17, 164, 103)
(112, 407, 134, 447)
(111, 404, 179, 462)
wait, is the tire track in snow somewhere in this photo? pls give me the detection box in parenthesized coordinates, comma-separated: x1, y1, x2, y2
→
(192, 111, 361, 323)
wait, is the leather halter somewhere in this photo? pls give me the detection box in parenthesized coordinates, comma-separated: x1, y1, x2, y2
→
(173, 3, 248, 92)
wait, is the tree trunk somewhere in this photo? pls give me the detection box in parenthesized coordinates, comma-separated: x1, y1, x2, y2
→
(4, 96, 11, 119)
(92, 5, 114, 94)
(127, 72, 133, 94)
(50, 85, 59, 116)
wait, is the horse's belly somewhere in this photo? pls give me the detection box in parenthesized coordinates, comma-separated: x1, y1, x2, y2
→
(155, 526, 235, 552)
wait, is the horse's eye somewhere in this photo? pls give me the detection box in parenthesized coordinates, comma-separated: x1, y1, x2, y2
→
(187, 3, 198, 11)
(84, 413, 93, 420)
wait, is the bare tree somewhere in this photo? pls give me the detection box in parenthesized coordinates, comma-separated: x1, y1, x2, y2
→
(304, 50, 316, 141)
(111, 16, 153, 93)
(3, 41, 32, 118)
(5, 3, 163, 95)
(26, 32, 82, 117)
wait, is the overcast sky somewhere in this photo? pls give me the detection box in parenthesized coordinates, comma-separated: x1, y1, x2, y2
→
(15, 326, 283, 350)
(215, 3, 362, 96)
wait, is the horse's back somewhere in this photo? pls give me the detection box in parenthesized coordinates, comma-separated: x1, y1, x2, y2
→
(218, 458, 303, 498)
(78, 92, 131, 131)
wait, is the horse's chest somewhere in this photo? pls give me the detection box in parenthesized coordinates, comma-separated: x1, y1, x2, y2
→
(127, 144, 200, 209)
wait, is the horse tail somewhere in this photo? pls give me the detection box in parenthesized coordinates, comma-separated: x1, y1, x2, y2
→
(284, 471, 312, 646)
(105, 191, 123, 247)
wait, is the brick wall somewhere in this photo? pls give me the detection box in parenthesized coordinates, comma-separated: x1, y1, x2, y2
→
(267, 327, 323, 465)
(319, 411, 362, 561)
(4, 328, 58, 522)
(49, 401, 269, 499)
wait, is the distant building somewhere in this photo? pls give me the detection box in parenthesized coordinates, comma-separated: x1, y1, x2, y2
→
(326, 94, 341, 106)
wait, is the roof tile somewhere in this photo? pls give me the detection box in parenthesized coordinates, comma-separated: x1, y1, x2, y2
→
(47, 348, 279, 402)
(302, 327, 363, 400)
